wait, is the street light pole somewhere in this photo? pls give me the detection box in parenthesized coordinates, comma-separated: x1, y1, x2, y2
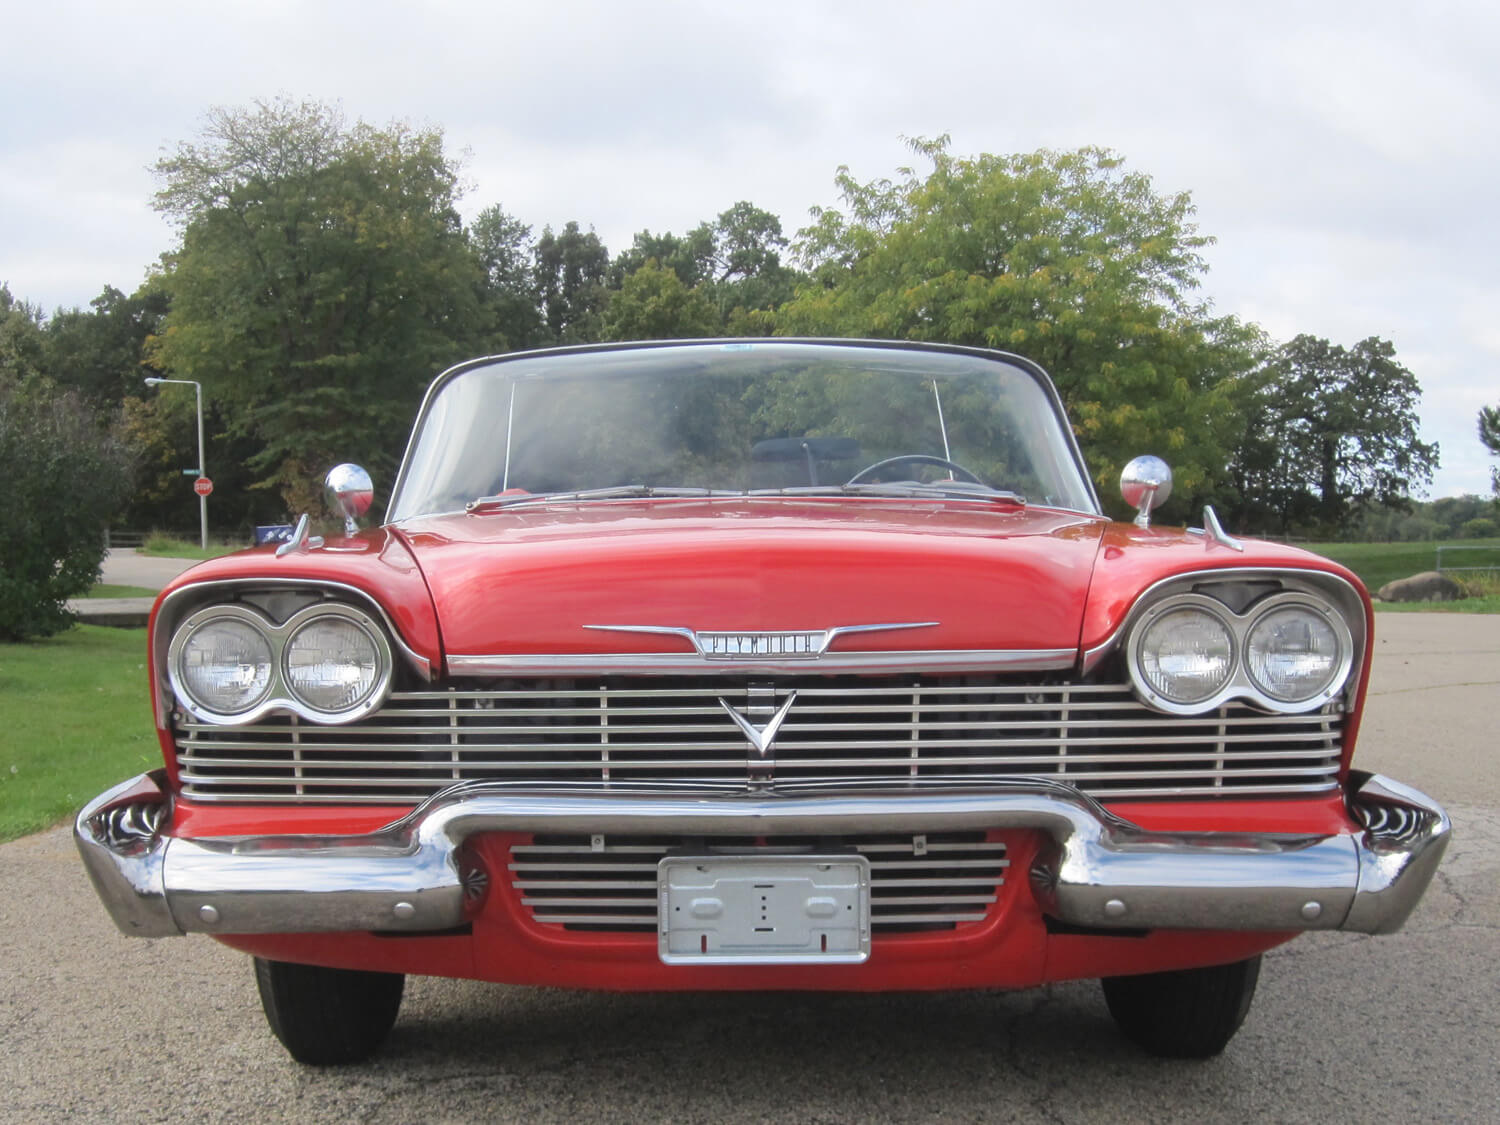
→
(144, 377, 208, 550)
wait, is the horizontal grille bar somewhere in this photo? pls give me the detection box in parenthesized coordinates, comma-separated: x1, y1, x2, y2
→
(173, 674, 1343, 803)
(509, 833, 1008, 934)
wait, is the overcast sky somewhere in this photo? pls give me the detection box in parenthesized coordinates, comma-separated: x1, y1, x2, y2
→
(3, 0, 1495, 496)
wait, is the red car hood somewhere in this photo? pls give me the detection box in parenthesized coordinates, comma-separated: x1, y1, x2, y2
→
(395, 499, 1107, 658)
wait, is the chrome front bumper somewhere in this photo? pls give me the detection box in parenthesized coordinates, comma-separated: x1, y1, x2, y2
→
(75, 771, 1450, 940)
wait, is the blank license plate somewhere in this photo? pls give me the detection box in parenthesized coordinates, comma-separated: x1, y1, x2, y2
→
(658, 855, 871, 965)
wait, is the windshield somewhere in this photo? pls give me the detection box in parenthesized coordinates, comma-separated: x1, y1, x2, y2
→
(388, 342, 1097, 520)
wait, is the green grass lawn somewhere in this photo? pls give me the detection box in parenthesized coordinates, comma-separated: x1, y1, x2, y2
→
(85, 584, 159, 599)
(1303, 538, 1500, 590)
(1303, 538, 1500, 613)
(139, 533, 240, 560)
(0, 626, 159, 842)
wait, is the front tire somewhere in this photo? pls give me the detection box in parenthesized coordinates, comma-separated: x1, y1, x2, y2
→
(1101, 955, 1261, 1058)
(253, 957, 405, 1065)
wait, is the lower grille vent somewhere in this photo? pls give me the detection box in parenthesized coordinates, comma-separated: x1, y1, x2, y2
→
(510, 832, 1009, 934)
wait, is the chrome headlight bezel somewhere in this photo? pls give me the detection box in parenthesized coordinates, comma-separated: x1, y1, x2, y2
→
(1126, 594, 1237, 710)
(1242, 594, 1355, 706)
(1126, 589, 1356, 716)
(167, 602, 394, 725)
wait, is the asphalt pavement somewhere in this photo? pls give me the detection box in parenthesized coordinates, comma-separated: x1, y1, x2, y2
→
(3, 613, 1496, 1123)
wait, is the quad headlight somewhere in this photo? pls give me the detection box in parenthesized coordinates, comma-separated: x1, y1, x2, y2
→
(1134, 604, 1235, 706)
(1245, 605, 1343, 703)
(1126, 590, 1354, 715)
(284, 615, 384, 712)
(176, 615, 274, 716)
(168, 602, 392, 724)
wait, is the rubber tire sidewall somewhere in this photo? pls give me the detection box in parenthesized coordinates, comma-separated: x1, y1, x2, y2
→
(254, 957, 405, 1066)
(1101, 954, 1262, 1059)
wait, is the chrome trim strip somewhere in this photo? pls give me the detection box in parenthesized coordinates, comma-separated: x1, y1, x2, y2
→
(583, 621, 939, 659)
(445, 647, 1078, 677)
(76, 770, 1448, 940)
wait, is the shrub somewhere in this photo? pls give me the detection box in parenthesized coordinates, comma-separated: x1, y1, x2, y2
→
(0, 384, 135, 639)
(1460, 517, 1498, 539)
(1458, 573, 1500, 599)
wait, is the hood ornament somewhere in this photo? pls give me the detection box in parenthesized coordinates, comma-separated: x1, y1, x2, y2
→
(583, 622, 937, 659)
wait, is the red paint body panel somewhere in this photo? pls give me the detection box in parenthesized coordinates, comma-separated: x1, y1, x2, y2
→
(396, 500, 1106, 657)
(168, 793, 1354, 841)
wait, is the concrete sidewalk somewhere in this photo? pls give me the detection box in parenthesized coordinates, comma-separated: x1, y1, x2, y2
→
(68, 549, 211, 627)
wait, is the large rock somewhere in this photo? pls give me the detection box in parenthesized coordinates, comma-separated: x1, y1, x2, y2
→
(1376, 571, 1465, 602)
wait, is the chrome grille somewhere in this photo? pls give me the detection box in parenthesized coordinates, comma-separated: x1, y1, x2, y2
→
(510, 833, 1009, 932)
(173, 675, 1343, 803)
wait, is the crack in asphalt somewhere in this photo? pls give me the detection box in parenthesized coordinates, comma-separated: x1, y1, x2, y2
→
(1367, 678, 1500, 696)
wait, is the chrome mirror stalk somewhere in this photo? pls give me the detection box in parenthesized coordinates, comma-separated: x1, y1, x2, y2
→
(1120, 456, 1173, 529)
(325, 463, 374, 535)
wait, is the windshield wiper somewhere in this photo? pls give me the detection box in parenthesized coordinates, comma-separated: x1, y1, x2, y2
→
(748, 483, 1026, 505)
(467, 485, 735, 512)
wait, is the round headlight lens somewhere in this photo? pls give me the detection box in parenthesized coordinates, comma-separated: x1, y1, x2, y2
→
(179, 618, 273, 715)
(1136, 607, 1235, 705)
(1246, 607, 1342, 703)
(284, 616, 382, 713)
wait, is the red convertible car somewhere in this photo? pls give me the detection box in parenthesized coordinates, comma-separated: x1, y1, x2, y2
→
(77, 339, 1449, 1064)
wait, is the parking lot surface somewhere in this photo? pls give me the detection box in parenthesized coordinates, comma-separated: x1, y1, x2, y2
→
(3, 614, 1496, 1123)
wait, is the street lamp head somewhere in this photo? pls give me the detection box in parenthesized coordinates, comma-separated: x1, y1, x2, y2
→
(143, 377, 163, 387)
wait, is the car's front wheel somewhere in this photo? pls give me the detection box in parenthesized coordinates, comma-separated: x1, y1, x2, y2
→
(253, 957, 405, 1065)
(1100, 954, 1261, 1058)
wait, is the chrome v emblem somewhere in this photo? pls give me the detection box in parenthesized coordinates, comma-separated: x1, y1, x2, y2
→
(718, 690, 798, 758)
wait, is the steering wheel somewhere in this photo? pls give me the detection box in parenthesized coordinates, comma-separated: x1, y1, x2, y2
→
(845, 454, 986, 487)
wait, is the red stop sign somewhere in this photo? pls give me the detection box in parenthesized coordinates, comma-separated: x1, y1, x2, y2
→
(193, 477, 214, 497)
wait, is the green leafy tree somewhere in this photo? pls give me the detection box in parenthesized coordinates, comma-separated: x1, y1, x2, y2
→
(0, 285, 47, 387)
(43, 283, 170, 409)
(1241, 335, 1439, 533)
(601, 260, 718, 340)
(533, 221, 609, 345)
(149, 98, 485, 510)
(611, 227, 716, 289)
(470, 204, 545, 352)
(0, 384, 134, 639)
(776, 140, 1259, 512)
(609, 203, 802, 335)
(1479, 404, 1500, 495)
